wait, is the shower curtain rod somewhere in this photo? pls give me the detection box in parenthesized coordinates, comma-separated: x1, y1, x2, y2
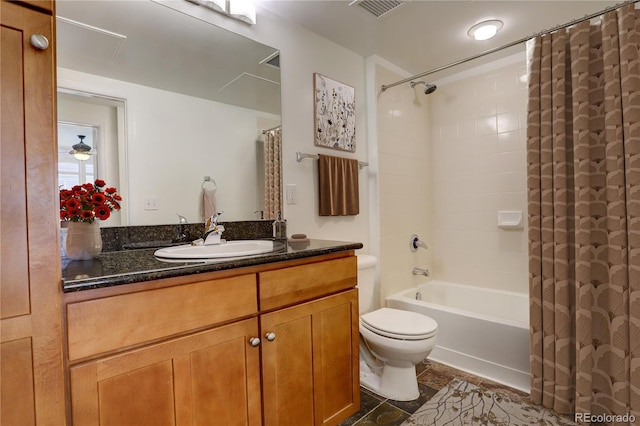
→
(380, 0, 640, 92)
(261, 125, 281, 134)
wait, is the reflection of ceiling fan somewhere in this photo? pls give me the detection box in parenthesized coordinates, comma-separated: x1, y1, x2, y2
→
(69, 135, 93, 161)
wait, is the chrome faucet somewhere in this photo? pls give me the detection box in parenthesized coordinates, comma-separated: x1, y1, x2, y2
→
(177, 212, 188, 224)
(174, 212, 189, 242)
(192, 211, 225, 245)
(412, 267, 430, 277)
(204, 211, 223, 234)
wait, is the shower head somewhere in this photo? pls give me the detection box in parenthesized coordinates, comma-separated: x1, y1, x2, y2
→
(410, 80, 437, 95)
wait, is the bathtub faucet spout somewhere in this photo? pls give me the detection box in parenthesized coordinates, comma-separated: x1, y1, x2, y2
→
(412, 267, 430, 277)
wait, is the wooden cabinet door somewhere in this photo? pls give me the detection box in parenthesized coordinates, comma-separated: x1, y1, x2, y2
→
(0, 2, 64, 424)
(310, 290, 360, 426)
(261, 301, 315, 426)
(70, 319, 262, 426)
(261, 290, 360, 426)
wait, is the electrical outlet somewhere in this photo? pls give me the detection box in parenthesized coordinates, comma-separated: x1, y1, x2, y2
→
(144, 197, 159, 211)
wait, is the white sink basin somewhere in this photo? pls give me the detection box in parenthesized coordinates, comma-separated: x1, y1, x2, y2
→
(154, 240, 275, 260)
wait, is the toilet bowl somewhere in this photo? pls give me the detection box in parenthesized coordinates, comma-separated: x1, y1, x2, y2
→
(357, 255, 438, 401)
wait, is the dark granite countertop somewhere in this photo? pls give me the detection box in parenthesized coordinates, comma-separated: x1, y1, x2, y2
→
(62, 239, 363, 292)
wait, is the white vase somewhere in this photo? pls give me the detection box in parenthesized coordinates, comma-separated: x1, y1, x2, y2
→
(65, 221, 102, 260)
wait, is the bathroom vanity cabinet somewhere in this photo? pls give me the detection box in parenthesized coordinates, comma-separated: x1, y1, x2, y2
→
(63, 253, 359, 426)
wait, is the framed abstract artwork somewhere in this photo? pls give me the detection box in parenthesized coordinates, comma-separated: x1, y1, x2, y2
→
(313, 73, 356, 152)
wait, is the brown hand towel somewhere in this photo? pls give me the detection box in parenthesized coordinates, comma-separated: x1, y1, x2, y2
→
(318, 154, 359, 216)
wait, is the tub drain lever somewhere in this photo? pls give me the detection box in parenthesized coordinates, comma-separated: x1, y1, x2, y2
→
(410, 234, 428, 252)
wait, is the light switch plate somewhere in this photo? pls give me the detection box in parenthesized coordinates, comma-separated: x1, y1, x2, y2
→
(144, 197, 159, 211)
(286, 184, 296, 205)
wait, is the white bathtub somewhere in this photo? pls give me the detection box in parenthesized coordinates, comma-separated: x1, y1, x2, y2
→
(386, 280, 530, 393)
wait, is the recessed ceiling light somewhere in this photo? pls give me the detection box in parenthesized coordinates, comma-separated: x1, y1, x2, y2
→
(468, 20, 503, 41)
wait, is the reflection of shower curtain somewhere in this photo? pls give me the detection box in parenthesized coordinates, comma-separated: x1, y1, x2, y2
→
(527, 4, 640, 419)
(263, 127, 282, 220)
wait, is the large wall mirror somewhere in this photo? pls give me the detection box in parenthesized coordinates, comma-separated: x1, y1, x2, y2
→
(56, 0, 282, 227)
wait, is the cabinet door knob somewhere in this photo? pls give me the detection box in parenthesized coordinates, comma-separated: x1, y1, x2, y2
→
(265, 332, 276, 342)
(30, 34, 49, 50)
(249, 337, 261, 347)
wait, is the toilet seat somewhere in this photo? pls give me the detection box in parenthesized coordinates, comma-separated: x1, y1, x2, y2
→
(361, 308, 437, 340)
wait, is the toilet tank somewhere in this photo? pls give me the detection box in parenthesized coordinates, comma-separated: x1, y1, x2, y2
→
(356, 255, 377, 314)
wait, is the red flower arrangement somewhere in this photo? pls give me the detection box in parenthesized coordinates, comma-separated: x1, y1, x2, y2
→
(60, 179, 122, 223)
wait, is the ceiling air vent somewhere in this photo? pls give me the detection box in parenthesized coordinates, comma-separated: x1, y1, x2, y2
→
(351, 0, 406, 19)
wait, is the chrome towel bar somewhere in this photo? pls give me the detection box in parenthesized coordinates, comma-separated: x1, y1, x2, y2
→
(296, 151, 369, 169)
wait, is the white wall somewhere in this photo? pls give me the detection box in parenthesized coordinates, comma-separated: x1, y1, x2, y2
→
(58, 67, 279, 225)
(160, 0, 371, 249)
(430, 54, 529, 294)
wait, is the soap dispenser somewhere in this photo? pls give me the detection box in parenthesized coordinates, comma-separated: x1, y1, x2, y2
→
(272, 211, 286, 240)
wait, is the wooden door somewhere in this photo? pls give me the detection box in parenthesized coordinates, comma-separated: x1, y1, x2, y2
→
(261, 290, 359, 426)
(69, 318, 262, 426)
(0, 1, 65, 424)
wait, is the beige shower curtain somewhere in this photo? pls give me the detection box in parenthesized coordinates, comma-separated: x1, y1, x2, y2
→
(263, 127, 282, 220)
(527, 4, 640, 421)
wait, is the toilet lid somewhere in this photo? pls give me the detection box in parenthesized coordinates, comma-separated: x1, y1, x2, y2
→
(361, 308, 438, 340)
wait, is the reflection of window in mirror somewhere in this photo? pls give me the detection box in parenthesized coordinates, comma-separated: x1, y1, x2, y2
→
(58, 123, 97, 188)
(57, 90, 125, 226)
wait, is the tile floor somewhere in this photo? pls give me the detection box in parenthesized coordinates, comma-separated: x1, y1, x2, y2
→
(339, 359, 530, 426)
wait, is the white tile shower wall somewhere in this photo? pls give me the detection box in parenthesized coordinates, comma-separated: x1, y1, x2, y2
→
(375, 64, 432, 303)
(430, 57, 529, 293)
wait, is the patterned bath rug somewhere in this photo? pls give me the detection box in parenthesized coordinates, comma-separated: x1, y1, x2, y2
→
(401, 378, 577, 426)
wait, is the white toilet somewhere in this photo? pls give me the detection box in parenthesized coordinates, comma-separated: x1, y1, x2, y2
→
(357, 255, 438, 401)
